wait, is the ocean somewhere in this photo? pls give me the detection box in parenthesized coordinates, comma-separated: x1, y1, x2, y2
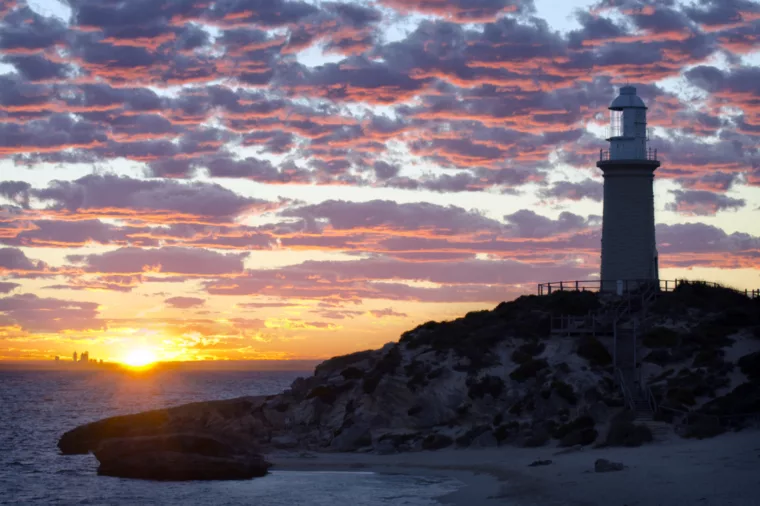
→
(0, 369, 462, 505)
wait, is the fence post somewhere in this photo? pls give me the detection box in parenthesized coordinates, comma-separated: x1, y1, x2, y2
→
(575, 281, 579, 291)
(560, 281, 563, 291)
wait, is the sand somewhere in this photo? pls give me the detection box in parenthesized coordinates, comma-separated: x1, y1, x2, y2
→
(270, 429, 760, 506)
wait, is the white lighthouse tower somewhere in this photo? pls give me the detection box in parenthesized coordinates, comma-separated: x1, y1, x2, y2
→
(597, 86, 660, 291)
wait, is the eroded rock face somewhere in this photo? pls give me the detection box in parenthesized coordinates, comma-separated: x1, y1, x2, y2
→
(93, 434, 271, 481)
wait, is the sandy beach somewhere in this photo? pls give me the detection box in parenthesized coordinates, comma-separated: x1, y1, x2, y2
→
(271, 429, 760, 506)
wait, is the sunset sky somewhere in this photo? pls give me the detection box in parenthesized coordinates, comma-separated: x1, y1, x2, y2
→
(1, 0, 759, 364)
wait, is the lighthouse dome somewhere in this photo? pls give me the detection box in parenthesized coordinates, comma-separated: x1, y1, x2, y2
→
(609, 85, 647, 110)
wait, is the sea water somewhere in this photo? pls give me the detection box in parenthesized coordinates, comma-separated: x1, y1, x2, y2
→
(0, 369, 462, 505)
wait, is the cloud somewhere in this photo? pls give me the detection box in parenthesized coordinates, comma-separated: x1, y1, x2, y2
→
(369, 308, 408, 318)
(0, 282, 20, 294)
(67, 247, 248, 276)
(31, 174, 273, 223)
(0, 293, 103, 333)
(666, 190, 746, 216)
(165, 296, 206, 308)
(538, 179, 604, 202)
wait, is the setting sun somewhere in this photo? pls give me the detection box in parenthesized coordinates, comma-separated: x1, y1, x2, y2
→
(123, 349, 157, 368)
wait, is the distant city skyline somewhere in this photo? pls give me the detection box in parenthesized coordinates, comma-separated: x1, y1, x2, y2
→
(1, 0, 759, 363)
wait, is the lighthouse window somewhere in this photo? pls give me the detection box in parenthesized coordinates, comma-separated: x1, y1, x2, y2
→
(610, 110, 623, 137)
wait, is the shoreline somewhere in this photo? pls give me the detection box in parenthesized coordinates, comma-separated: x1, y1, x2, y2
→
(270, 429, 760, 506)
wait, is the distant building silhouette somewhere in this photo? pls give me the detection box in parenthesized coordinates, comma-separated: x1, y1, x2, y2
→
(73, 351, 78, 362)
(55, 356, 60, 362)
(80, 351, 89, 363)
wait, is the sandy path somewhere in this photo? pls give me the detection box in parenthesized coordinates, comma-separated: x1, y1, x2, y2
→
(270, 430, 760, 506)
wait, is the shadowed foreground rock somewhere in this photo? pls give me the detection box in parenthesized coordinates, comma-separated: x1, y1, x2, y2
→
(58, 396, 267, 455)
(94, 434, 271, 481)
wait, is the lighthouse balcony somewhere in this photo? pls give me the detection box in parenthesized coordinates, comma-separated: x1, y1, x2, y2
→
(599, 147, 658, 162)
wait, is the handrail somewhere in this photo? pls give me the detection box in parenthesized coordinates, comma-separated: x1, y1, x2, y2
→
(615, 367, 636, 411)
(537, 279, 759, 298)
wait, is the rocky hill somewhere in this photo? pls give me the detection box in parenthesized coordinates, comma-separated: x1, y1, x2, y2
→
(59, 283, 760, 478)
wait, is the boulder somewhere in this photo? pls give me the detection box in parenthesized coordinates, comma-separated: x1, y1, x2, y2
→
(271, 435, 299, 449)
(93, 434, 271, 481)
(58, 397, 266, 455)
(528, 459, 552, 467)
(594, 459, 625, 473)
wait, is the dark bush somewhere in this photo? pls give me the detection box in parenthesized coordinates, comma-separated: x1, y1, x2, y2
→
(700, 382, 760, 417)
(341, 366, 365, 380)
(692, 349, 725, 368)
(683, 417, 724, 439)
(560, 427, 598, 447)
(455, 426, 490, 447)
(421, 434, 453, 450)
(362, 346, 402, 394)
(306, 385, 339, 404)
(467, 375, 506, 399)
(577, 336, 612, 367)
(644, 349, 673, 367)
(642, 327, 680, 348)
(493, 421, 521, 443)
(553, 416, 595, 440)
(605, 420, 653, 447)
(551, 380, 578, 405)
(509, 358, 549, 382)
(407, 405, 423, 416)
(738, 352, 760, 381)
(315, 349, 376, 377)
(666, 387, 696, 407)
(427, 367, 444, 380)
(523, 430, 550, 447)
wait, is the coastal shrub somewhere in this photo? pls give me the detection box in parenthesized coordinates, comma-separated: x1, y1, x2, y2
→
(306, 386, 339, 405)
(577, 336, 612, 367)
(559, 427, 598, 447)
(738, 352, 760, 381)
(340, 367, 365, 380)
(605, 421, 653, 447)
(544, 290, 600, 316)
(421, 434, 453, 451)
(509, 358, 549, 382)
(642, 327, 680, 348)
(427, 367, 444, 380)
(511, 341, 546, 364)
(362, 347, 402, 394)
(407, 405, 423, 416)
(700, 382, 760, 417)
(455, 426, 490, 447)
(467, 375, 505, 399)
(552, 416, 595, 440)
(315, 349, 376, 377)
(493, 421, 520, 443)
(683, 418, 724, 439)
(551, 380, 578, 405)
(643, 349, 672, 367)
(523, 429, 550, 447)
(666, 387, 696, 407)
(692, 349, 725, 369)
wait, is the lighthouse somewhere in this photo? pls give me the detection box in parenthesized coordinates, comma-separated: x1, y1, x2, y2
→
(597, 86, 660, 292)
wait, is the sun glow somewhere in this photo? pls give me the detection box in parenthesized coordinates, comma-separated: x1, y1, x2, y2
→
(122, 349, 157, 368)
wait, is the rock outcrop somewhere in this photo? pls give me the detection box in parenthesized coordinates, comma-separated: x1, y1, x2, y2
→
(58, 284, 760, 478)
(94, 434, 270, 481)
